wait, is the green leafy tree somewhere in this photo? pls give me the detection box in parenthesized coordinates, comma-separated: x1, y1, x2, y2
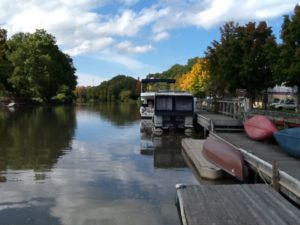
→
(147, 57, 199, 80)
(278, 5, 300, 111)
(0, 28, 13, 94)
(6, 29, 77, 102)
(206, 21, 278, 104)
(93, 75, 139, 102)
(119, 90, 132, 102)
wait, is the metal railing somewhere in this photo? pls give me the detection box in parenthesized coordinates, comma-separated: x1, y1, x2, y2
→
(196, 98, 250, 119)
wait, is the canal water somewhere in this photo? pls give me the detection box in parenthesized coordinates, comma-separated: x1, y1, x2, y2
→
(0, 103, 199, 225)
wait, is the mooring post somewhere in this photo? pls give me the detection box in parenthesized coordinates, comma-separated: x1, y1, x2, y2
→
(272, 160, 280, 191)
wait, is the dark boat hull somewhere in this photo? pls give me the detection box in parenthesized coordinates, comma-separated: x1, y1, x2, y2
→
(203, 137, 244, 181)
(244, 115, 277, 141)
(273, 127, 300, 158)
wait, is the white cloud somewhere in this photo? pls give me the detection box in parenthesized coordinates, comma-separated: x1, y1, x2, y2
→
(153, 31, 170, 42)
(65, 38, 115, 56)
(119, 0, 140, 6)
(98, 53, 147, 71)
(76, 72, 106, 86)
(0, 0, 299, 57)
(115, 41, 153, 53)
(0, 0, 164, 56)
(154, 0, 300, 30)
(96, 52, 158, 74)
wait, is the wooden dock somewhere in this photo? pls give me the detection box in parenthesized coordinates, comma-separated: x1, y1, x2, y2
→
(176, 184, 300, 225)
(211, 132, 300, 205)
(197, 113, 243, 132)
(195, 112, 300, 205)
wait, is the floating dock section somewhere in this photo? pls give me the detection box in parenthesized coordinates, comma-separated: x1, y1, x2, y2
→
(176, 184, 300, 225)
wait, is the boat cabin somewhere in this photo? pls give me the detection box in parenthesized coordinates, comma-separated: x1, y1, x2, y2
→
(140, 78, 176, 119)
(140, 78, 194, 134)
(153, 92, 194, 132)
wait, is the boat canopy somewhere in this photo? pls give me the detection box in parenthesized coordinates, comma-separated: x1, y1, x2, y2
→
(155, 95, 194, 116)
(141, 78, 176, 84)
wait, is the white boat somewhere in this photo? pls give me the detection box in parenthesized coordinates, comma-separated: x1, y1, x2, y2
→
(140, 78, 174, 119)
(140, 91, 155, 119)
(140, 78, 194, 134)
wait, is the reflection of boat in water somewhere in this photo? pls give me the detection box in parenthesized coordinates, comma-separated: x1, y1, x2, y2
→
(140, 133, 188, 168)
(140, 139, 154, 155)
(7, 102, 16, 108)
(154, 135, 188, 168)
(140, 79, 194, 134)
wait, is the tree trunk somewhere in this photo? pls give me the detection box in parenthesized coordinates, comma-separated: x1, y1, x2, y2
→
(296, 85, 300, 113)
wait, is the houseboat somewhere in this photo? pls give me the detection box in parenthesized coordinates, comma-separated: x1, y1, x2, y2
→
(140, 78, 194, 134)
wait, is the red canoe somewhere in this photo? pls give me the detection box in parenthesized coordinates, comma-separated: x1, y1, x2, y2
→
(203, 137, 244, 181)
(244, 115, 278, 141)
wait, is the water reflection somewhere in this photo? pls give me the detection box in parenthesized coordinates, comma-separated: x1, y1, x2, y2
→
(0, 106, 76, 172)
(0, 104, 198, 225)
(140, 132, 188, 168)
(76, 102, 139, 126)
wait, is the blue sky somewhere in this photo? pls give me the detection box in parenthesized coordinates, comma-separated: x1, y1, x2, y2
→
(0, 0, 299, 86)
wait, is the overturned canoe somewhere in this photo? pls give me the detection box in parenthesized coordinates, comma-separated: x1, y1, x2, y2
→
(244, 115, 278, 141)
(203, 137, 244, 181)
(182, 139, 223, 180)
(273, 127, 300, 158)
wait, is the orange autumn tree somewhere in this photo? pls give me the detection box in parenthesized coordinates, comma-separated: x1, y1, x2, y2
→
(177, 58, 209, 97)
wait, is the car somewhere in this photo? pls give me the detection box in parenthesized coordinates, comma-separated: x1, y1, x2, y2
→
(269, 98, 280, 108)
(274, 99, 296, 110)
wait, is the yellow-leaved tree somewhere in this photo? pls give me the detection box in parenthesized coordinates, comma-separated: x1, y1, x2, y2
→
(177, 58, 209, 97)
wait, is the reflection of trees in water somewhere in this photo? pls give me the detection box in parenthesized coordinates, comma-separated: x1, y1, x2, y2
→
(78, 103, 139, 126)
(0, 106, 76, 172)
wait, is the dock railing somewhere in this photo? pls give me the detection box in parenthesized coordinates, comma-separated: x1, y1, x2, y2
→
(196, 97, 250, 119)
(244, 109, 300, 127)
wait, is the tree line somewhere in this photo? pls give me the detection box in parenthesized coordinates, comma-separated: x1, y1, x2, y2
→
(147, 5, 300, 110)
(74, 75, 140, 102)
(0, 29, 77, 104)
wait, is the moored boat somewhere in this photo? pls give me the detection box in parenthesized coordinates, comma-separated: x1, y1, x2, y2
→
(140, 78, 194, 134)
(244, 115, 278, 141)
(203, 137, 244, 181)
(140, 78, 176, 119)
(273, 127, 300, 158)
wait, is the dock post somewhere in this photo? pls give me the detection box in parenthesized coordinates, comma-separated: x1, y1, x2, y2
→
(272, 160, 280, 191)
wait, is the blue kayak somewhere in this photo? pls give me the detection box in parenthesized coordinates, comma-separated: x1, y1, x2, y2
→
(273, 127, 300, 158)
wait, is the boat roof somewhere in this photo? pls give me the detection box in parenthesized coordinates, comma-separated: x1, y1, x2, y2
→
(141, 78, 176, 84)
(141, 92, 155, 98)
(155, 91, 193, 97)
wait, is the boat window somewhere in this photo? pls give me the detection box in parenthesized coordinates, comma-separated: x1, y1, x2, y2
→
(156, 96, 172, 111)
(175, 97, 193, 111)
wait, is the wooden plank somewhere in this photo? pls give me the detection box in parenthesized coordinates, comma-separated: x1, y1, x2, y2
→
(181, 139, 223, 180)
(211, 132, 300, 205)
(176, 184, 300, 225)
(214, 132, 300, 178)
